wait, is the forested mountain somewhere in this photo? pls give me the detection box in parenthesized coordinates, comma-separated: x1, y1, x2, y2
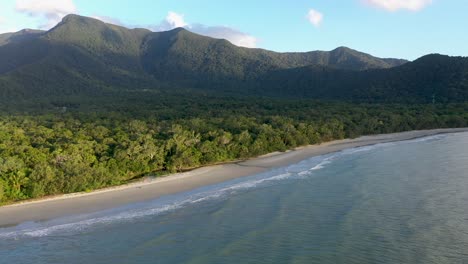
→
(140, 29, 405, 82)
(0, 14, 418, 103)
(1, 15, 466, 105)
(259, 54, 468, 103)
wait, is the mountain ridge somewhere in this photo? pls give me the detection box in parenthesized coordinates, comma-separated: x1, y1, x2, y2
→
(0, 14, 467, 104)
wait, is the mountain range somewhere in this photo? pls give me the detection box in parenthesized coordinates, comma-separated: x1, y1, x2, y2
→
(0, 14, 467, 104)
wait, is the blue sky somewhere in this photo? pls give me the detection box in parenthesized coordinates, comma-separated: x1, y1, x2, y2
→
(0, 0, 467, 60)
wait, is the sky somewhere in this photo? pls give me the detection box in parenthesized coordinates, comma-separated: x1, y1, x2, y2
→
(0, 0, 467, 60)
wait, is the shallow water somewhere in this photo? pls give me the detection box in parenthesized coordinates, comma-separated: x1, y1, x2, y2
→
(1, 132, 468, 264)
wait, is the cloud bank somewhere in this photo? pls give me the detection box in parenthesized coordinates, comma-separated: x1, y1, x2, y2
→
(15, 0, 77, 29)
(307, 9, 324, 27)
(364, 0, 432, 11)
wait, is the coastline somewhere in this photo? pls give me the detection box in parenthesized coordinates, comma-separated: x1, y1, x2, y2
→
(1, 127, 467, 227)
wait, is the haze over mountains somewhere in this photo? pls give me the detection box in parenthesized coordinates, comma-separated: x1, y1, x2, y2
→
(0, 14, 467, 104)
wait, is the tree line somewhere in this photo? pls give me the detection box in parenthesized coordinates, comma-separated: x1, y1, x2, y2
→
(0, 101, 467, 203)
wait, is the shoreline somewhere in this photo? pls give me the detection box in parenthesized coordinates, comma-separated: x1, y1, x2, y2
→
(1, 127, 467, 227)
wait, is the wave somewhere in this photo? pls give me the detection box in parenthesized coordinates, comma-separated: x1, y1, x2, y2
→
(0, 169, 317, 239)
(0, 133, 447, 239)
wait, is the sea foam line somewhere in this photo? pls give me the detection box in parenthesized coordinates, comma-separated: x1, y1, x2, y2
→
(0, 167, 314, 239)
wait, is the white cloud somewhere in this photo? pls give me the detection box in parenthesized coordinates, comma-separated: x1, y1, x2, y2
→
(15, 0, 77, 29)
(166, 11, 188, 28)
(152, 11, 188, 31)
(151, 11, 258, 48)
(364, 0, 432, 11)
(307, 9, 323, 27)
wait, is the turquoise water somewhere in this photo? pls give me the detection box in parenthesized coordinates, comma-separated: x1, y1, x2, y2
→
(1, 132, 468, 264)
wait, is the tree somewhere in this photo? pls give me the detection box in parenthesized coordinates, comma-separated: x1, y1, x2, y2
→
(0, 179, 4, 202)
(26, 163, 55, 198)
(0, 157, 29, 199)
(165, 125, 202, 172)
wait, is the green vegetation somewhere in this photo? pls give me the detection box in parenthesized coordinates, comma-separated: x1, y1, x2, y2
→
(0, 96, 467, 204)
(0, 15, 466, 204)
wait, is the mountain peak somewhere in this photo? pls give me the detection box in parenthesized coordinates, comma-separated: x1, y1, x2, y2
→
(44, 14, 151, 56)
(0, 28, 44, 46)
(18, 28, 43, 34)
(61, 14, 94, 23)
(411, 53, 457, 65)
(168, 27, 188, 33)
(327, 46, 407, 69)
(332, 46, 353, 52)
(330, 46, 366, 57)
(55, 14, 106, 29)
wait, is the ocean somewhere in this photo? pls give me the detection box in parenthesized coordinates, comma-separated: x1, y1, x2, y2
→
(1, 132, 468, 264)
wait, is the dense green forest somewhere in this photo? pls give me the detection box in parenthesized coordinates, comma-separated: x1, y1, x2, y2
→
(1, 97, 467, 204)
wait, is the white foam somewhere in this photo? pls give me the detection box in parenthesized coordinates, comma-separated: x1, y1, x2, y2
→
(406, 134, 446, 143)
(0, 201, 196, 239)
(0, 171, 298, 239)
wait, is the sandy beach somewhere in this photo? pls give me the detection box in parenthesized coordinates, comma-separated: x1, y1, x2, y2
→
(1, 128, 467, 227)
